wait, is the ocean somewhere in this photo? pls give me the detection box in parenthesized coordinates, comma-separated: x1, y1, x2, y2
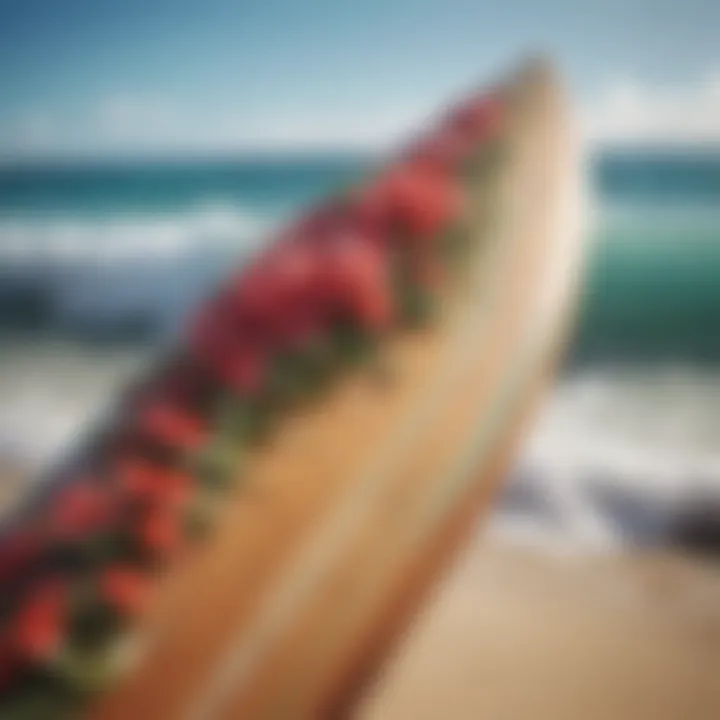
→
(1, 150, 719, 552)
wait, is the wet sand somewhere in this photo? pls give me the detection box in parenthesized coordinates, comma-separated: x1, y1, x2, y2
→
(358, 533, 720, 720)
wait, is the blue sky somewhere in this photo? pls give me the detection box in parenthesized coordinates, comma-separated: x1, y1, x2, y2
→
(0, 0, 718, 158)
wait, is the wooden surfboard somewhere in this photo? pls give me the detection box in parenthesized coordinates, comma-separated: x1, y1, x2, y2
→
(87, 61, 585, 720)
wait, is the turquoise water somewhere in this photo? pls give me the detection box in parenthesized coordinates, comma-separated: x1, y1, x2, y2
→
(0, 155, 369, 217)
(572, 205, 720, 365)
(1, 151, 719, 362)
(572, 151, 720, 366)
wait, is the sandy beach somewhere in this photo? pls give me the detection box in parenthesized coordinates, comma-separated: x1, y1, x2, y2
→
(358, 531, 720, 720)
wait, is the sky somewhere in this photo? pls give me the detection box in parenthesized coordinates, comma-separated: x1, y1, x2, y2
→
(0, 0, 719, 159)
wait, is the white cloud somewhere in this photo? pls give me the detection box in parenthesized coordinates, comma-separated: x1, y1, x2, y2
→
(585, 73, 720, 146)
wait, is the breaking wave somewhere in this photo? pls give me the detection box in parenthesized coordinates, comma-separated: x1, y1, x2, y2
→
(0, 203, 278, 339)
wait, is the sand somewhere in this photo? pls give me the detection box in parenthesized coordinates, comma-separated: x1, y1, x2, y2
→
(357, 533, 720, 720)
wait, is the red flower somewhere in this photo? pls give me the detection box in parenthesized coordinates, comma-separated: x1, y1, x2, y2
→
(385, 165, 463, 240)
(273, 309, 323, 353)
(189, 303, 269, 396)
(291, 205, 351, 245)
(356, 166, 463, 245)
(445, 93, 504, 142)
(190, 305, 236, 363)
(49, 481, 114, 539)
(11, 580, 68, 664)
(0, 529, 41, 585)
(0, 640, 17, 693)
(99, 566, 153, 617)
(348, 182, 394, 240)
(148, 361, 207, 409)
(116, 458, 192, 510)
(354, 285, 393, 330)
(137, 510, 183, 561)
(404, 131, 471, 172)
(137, 401, 208, 451)
(226, 260, 279, 323)
(323, 237, 394, 332)
(220, 350, 267, 395)
(261, 241, 329, 350)
(271, 242, 318, 301)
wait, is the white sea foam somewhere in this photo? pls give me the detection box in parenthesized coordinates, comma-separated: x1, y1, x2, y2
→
(0, 203, 273, 266)
(489, 366, 720, 554)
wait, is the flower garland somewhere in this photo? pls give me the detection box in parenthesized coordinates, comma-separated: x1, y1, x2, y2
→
(0, 89, 505, 718)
